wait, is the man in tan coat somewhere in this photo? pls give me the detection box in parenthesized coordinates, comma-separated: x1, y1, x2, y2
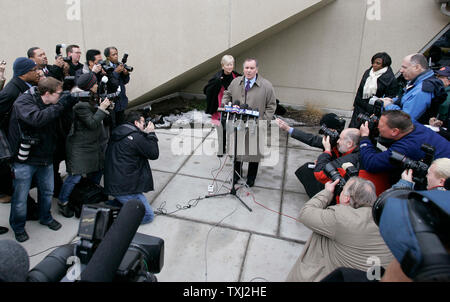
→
(286, 177, 393, 282)
(221, 58, 277, 187)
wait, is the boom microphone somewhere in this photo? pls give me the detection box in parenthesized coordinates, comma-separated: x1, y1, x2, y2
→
(80, 199, 145, 282)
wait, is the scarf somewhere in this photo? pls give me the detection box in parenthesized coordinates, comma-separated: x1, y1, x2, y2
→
(362, 66, 388, 99)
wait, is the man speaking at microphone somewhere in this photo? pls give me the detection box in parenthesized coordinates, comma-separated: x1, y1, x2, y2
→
(222, 58, 277, 187)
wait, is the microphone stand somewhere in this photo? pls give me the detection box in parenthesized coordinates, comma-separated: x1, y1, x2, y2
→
(205, 113, 252, 212)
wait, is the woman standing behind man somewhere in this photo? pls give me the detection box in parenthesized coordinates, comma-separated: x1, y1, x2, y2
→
(349, 52, 398, 128)
(57, 72, 111, 217)
(203, 55, 241, 125)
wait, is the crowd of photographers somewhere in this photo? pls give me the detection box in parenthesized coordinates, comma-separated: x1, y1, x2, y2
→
(0, 44, 160, 243)
(276, 52, 450, 282)
(1, 46, 449, 282)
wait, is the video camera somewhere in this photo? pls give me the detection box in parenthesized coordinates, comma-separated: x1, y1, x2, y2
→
(372, 189, 450, 281)
(324, 162, 359, 197)
(389, 144, 435, 190)
(121, 53, 134, 72)
(55, 44, 72, 64)
(27, 201, 164, 282)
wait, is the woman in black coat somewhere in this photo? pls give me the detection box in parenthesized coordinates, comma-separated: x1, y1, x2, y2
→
(349, 52, 399, 128)
(203, 55, 241, 125)
(58, 73, 111, 216)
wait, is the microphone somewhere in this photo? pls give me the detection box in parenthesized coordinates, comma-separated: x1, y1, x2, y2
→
(231, 100, 241, 122)
(249, 108, 259, 135)
(237, 104, 248, 131)
(80, 199, 145, 282)
(245, 107, 253, 129)
(0, 239, 30, 282)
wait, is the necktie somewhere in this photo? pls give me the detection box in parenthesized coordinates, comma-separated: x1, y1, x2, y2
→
(245, 79, 251, 92)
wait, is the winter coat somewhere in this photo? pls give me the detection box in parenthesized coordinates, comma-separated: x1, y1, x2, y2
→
(104, 123, 159, 195)
(65, 101, 109, 175)
(221, 74, 277, 162)
(385, 70, 447, 123)
(313, 148, 390, 197)
(349, 66, 398, 128)
(203, 70, 240, 114)
(0, 77, 31, 129)
(7, 88, 76, 166)
(360, 121, 450, 175)
(286, 189, 393, 282)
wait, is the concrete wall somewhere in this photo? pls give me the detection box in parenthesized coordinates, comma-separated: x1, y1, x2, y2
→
(0, 0, 448, 113)
(0, 0, 330, 101)
(184, 0, 449, 113)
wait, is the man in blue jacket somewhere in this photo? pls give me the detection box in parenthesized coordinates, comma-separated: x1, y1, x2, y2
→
(359, 110, 450, 184)
(104, 111, 159, 224)
(381, 53, 446, 123)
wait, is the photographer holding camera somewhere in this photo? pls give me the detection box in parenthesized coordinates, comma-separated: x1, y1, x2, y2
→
(104, 111, 159, 224)
(57, 72, 111, 217)
(7, 77, 78, 242)
(359, 110, 450, 184)
(392, 157, 450, 191)
(286, 177, 393, 282)
(276, 113, 346, 197)
(27, 47, 64, 81)
(65, 44, 83, 76)
(104, 47, 131, 126)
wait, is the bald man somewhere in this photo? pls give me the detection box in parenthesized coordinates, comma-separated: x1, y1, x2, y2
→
(381, 53, 447, 124)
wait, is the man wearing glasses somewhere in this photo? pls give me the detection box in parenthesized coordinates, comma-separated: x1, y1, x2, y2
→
(7, 77, 77, 242)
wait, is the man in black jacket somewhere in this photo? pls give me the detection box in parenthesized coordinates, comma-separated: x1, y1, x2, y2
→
(104, 111, 159, 224)
(0, 57, 40, 128)
(27, 47, 65, 81)
(0, 57, 40, 219)
(7, 77, 77, 242)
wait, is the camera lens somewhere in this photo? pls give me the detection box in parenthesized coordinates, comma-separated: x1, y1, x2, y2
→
(17, 143, 31, 162)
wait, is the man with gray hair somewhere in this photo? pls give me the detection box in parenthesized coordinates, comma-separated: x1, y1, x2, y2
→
(286, 177, 393, 282)
(382, 53, 447, 123)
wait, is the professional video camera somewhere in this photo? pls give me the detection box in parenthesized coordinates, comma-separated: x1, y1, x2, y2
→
(372, 189, 450, 281)
(389, 144, 435, 190)
(27, 201, 164, 282)
(121, 53, 134, 72)
(55, 44, 72, 63)
(324, 161, 359, 197)
(319, 125, 340, 147)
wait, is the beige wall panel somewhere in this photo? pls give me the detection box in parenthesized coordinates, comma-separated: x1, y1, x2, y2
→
(0, 0, 84, 75)
(229, 0, 323, 46)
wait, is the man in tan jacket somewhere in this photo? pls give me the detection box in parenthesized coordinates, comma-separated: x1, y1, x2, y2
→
(221, 58, 277, 187)
(286, 177, 393, 282)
